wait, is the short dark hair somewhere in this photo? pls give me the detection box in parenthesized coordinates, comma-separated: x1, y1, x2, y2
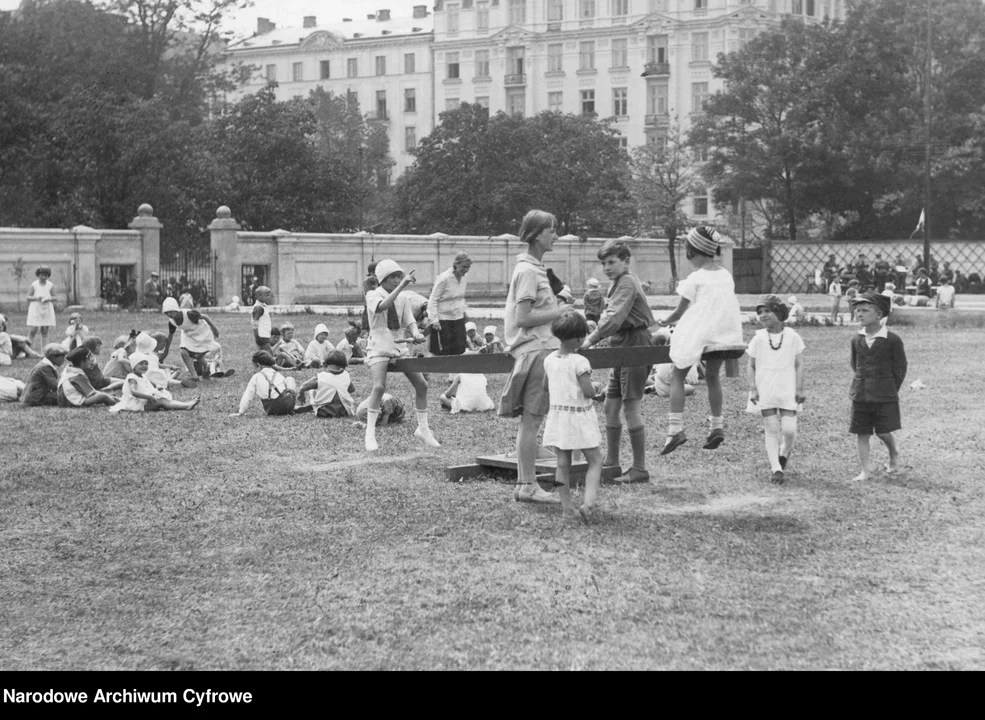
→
(598, 239, 631, 262)
(551, 311, 590, 342)
(252, 351, 276, 367)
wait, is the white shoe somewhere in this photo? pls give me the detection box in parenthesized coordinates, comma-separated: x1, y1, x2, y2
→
(415, 427, 441, 448)
(365, 435, 379, 452)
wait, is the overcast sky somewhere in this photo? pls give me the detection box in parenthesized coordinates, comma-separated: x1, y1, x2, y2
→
(0, 1, 425, 39)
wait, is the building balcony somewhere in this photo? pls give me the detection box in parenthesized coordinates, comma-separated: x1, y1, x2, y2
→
(504, 73, 526, 86)
(642, 62, 670, 78)
(366, 111, 389, 123)
(644, 113, 670, 126)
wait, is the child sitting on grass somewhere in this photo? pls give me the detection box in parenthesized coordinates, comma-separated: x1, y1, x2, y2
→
(478, 325, 504, 355)
(747, 296, 806, 485)
(297, 350, 358, 418)
(542, 312, 603, 523)
(304, 323, 334, 368)
(103, 333, 136, 379)
(232, 351, 300, 417)
(21, 343, 67, 406)
(335, 324, 367, 365)
(57, 346, 119, 408)
(848, 292, 907, 481)
(162, 297, 231, 379)
(62, 312, 90, 351)
(111, 352, 200, 413)
(439, 365, 495, 414)
(0, 373, 25, 402)
(0, 313, 12, 366)
(272, 322, 308, 368)
(81, 337, 125, 392)
(355, 393, 404, 426)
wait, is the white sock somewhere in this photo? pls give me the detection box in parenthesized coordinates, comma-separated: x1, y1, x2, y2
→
(764, 414, 782, 472)
(667, 412, 683, 436)
(780, 414, 798, 459)
(365, 408, 379, 451)
(415, 410, 440, 447)
(710, 415, 724, 431)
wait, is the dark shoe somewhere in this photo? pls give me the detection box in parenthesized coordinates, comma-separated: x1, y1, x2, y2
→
(614, 468, 650, 484)
(703, 428, 725, 450)
(660, 431, 687, 456)
(770, 470, 785, 485)
(779, 455, 788, 470)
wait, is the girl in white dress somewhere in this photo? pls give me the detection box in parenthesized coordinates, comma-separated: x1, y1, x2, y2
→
(110, 353, 199, 412)
(657, 227, 743, 454)
(26, 265, 56, 347)
(747, 296, 806, 485)
(542, 312, 604, 523)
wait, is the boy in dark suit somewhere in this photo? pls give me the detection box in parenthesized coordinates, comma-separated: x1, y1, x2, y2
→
(849, 292, 907, 480)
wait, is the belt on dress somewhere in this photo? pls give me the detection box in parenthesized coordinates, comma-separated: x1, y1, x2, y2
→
(550, 404, 592, 413)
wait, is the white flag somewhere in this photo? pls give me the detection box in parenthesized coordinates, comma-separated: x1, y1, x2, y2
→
(910, 209, 925, 238)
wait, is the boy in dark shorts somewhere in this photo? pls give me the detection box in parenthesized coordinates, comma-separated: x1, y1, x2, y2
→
(582, 240, 655, 483)
(849, 292, 907, 480)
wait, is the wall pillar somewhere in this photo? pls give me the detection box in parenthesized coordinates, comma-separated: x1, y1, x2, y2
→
(272, 230, 295, 306)
(210, 206, 241, 306)
(69, 225, 100, 308)
(128, 203, 162, 307)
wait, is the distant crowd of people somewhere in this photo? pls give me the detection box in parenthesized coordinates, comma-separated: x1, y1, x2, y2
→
(819, 251, 977, 297)
(140, 271, 214, 310)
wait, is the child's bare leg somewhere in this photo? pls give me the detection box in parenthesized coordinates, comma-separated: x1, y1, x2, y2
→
(28, 327, 39, 345)
(82, 393, 118, 407)
(877, 432, 899, 472)
(515, 412, 557, 502)
(555, 450, 577, 518)
(159, 396, 199, 410)
(668, 366, 689, 414)
(39, 327, 48, 344)
(364, 362, 388, 451)
(854, 434, 872, 480)
(704, 359, 724, 417)
(178, 348, 199, 376)
(580, 447, 603, 512)
(406, 371, 439, 447)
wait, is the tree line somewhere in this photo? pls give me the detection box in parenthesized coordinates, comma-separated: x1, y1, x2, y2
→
(2, 0, 984, 254)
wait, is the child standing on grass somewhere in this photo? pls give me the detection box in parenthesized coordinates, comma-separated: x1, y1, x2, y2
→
(232, 351, 299, 417)
(582, 277, 605, 324)
(845, 279, 861, 322)
(657, 226, 744, 454)
(747, 296, 806, 485)
(363, 260, 439, 451)
(111, 352, 199, 413)
(849, 292, 907, 480)
(542, 312, 603, 522)
(581, 239, 655, 484)
(828, 277, 843, 324)
(251, 286, 275, 353)
(26, 265, 56, 348)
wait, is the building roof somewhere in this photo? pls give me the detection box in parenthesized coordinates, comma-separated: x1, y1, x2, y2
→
(230, 12, 433, 51)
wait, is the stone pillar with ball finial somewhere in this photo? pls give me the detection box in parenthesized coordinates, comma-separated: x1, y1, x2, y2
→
(210, 206, 241, 307)
(128, 203, 162, 308)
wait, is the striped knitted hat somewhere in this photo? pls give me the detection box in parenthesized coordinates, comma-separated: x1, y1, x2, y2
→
(686, 226, 719, 257)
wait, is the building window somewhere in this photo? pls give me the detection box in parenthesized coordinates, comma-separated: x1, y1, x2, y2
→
(692, 82, 709, 112)
(581, 89, 595, 115)
(507, 46, 524, 76)
(292, 62, 303, 82)
(693, 191, 708, 216)
(611, 38, 628, 68)
(405, 53, 416, 74)
(265, 64, 277, 81)
(618, 136, 629, 150)
(376, 90, 387, 119)
(649, 0, 668, 10)
(580, 0, 596, 19)
(692, 32, 709, 62)
(375, 56, 386, 76)
(792, 0, 804, 13)
(647, 35, 669, 64)
(405, 126, 416, 151)
(695, 145, 709, 162)
(446, 98, 461, 111)
(647, 128, 667, 149)
(405, 88, 417, 112)
(347, 58, 358, 78)
(548, 43, 563, 73)
(548, 91, 563, 112)
(507, 89, 525, 116)
(448, 3, 460, 33)
(695, 0, 708, 9)
(320, 60, 330, 79)
(447, 52, 460, 79)
(738, 28, 758, 50)
(509, 0, 526, 25)
(475, 50, 490, 77)
(579, 41, 595, 70)
(613, 0, 629, 16)
(547, 0, 563, 21)
(612, 87, 628, 116)
(477, 1, 489, 30)
(647, 82, 668, 115)
(475, 95, 490, 108)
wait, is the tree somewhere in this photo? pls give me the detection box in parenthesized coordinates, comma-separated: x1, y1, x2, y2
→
(690, 18, 846, 241)
(630, 124, 700, 287)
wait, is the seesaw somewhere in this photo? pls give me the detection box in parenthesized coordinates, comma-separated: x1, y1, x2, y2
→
(389, 344, 746, 484)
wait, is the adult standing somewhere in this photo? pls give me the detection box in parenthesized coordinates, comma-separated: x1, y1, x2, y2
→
(499, 210, 565, 504)
(143, 271, 161, 309)
(428, 252, 472, 356)
(822, 254, 839, 292)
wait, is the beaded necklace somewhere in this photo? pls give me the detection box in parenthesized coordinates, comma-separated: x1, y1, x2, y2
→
(768, 329, 785, 351)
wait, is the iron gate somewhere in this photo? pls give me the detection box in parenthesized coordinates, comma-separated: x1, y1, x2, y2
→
(159, 249, 217, 307)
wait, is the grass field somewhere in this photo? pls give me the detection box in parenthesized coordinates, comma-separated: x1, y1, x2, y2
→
(1, 309, 983, 670)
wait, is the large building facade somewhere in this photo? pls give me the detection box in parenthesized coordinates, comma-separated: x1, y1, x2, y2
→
(222, 1, 845, 219)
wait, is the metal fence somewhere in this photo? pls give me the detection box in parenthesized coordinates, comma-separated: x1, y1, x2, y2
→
(768, 240, 985, 295)
(159, 248, 217, 307)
